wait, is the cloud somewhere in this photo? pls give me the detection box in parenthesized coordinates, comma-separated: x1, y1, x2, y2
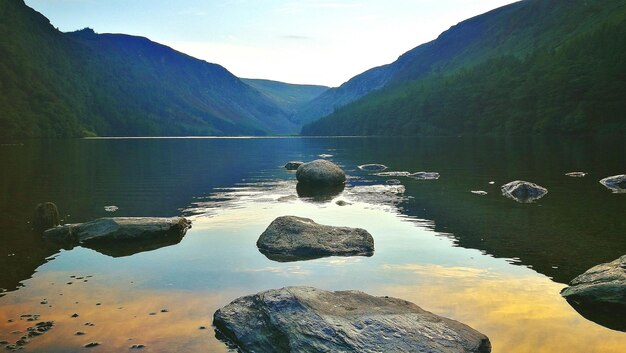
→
(275, 0, 362, 14)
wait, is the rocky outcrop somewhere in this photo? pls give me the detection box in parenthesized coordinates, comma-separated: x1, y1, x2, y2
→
(599, 174, 626, 193)
(296, 160, 346, 186)
(284, 161, 304, 170)
(561, 255, 626, 306)
(32, 202, 60, 232)
(501, 180, 547, 203)
(214, 286, 492, 353)
(256, 216, 373, 262)
(44, 217, 191, 245)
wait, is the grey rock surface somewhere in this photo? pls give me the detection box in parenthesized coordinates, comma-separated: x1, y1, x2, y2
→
(214, 286, 492, 353)
(44, 217, 191, 244)
(599, 174, 626, 193)
(284, 161, 304, 170)
(561, 254, 626, 307)
(501, 180, 547, 203)
(257, 216, 373, 261)
(296, 160, 346, 186)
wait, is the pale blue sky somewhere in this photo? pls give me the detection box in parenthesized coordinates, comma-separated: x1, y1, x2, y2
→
(25, 0, 519, 86)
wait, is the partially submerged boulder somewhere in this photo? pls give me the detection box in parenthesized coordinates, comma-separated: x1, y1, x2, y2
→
(565, 172, 587, 177)
(32, 202, 60, 232)
(408, 172, 440, 180)
(284, 161, 304, 171)
(561, 255, 626, 331)
(214, 286, 492, 353)
(561, 255, 626, 307)
(44, 217, 191, 245)
(358, 164, 388, 172)
(599, 174, 626, 193)
(501, 180, 547, 203)
(296, 160, 346, 186)
(257, 216, 373, 262)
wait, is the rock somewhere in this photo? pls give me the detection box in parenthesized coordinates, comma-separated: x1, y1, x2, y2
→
(256, 216, 374, 262)
(599, 174, 626, 193)
(43, 217, 191, 245)
(358, 164, 388, 172)
(296, 160, 346, 186)
(335, 200, 351, 206)
(501, 180, 547, 203)
(471, 190, 488, 195)
(386, 179, 402, 185)
(408, 172, 440, 180)
(284, 161, 304, 170)
(104, 205, 118, 212)
(84, 342, 100, 348)
(214, 286, 491, 353)
(561, 255, 626, 306)
(375, 171, 411, 177)
(565, 172, 587, 177)
(318, 154, 333, 158)
(32, 202, 60, 232)
(277, 195, 298, 202)
(561, 255, 626, 331)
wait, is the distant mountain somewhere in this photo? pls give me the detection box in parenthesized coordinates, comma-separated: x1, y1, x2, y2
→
(0, 0, 299, 138)
(242, 79, 328, 120)
(301, 0, 626, 136)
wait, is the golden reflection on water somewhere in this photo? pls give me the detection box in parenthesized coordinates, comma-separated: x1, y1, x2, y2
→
(378, 265, 626, 353)
(0, 273, 233, 353)
(1, 193, 625, 353)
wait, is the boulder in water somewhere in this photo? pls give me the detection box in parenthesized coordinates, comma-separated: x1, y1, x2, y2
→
(256, 216, 373, 262)
(501, 180, 547, 203)
(214, 286, 492, 353)
(284, 161, 304, 170)
(599, 174, 626, 193)
(296, 159, 346, 186)
(32, 202, 60, 232)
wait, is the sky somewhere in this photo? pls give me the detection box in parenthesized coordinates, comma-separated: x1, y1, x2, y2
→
(25, 0, 519, 87)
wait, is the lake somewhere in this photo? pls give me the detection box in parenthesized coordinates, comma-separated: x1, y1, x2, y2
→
(0, 136, 625, 352)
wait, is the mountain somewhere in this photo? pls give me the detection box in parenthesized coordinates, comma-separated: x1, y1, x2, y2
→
(301, 0, 626, 136)
(242, 79, 328, 119)
(0, 0, 298, 138)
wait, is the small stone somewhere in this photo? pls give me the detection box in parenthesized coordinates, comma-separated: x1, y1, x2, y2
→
(198, 326, 206, 330)
(71, 313, 79, 318)
(160, 309, 168, 313)
(96, 303, 101, 306)
(84, 322, 95, 326)
(148, 313, 156, 316)
(130, 344, 145, 349)
(75, 332, 86, 336)
(335, 200, 351, 206)
(84, 342, 100, 348)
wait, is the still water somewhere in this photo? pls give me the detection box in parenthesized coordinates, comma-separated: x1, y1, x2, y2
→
(0, 137, 624, 352)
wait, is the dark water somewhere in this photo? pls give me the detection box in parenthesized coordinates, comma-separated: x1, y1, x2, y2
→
(0, 137, 624, 352)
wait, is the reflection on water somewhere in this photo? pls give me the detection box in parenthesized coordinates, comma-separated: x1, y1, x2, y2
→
(0, 137, 625, 352)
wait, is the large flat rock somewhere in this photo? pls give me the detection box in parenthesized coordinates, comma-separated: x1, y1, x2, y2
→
(257, 216, 373, 262)
(44, 217, 191, 244)
(213, 286, 492, 353)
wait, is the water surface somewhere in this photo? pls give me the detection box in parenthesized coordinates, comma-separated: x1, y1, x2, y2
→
(0, 137, 624, 352)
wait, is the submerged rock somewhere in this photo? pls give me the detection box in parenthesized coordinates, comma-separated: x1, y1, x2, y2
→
(375, 171, 411, 177)
(501, 180, 547, 203)
(32, 202, 60, 232)
(599, 174, 626, 193)
(284, 161, 304, 171)
(358, 164, 388, 172)
(296, 160, 346, 186)
(256, 216, 373, 262)
(386, 179, 402, 185)
(43, 217, 191, 257)
(565, 172, 587, 177)
(214, 286, 491, 353)
(408, 172, 440, 180)
(471, 190, 488, 195)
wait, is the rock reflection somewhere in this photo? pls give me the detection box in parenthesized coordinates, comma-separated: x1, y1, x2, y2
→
(296, 182, 344, 202)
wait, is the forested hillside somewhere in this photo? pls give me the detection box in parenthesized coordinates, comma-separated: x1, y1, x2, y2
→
(302, 0, 626, 136)
(0, 0, 298, 138)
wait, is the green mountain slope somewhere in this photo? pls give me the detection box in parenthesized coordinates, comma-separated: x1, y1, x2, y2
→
(301, 0, 626, 135)
(0, 0, 297, 138)
(242, 79, 328, 120)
